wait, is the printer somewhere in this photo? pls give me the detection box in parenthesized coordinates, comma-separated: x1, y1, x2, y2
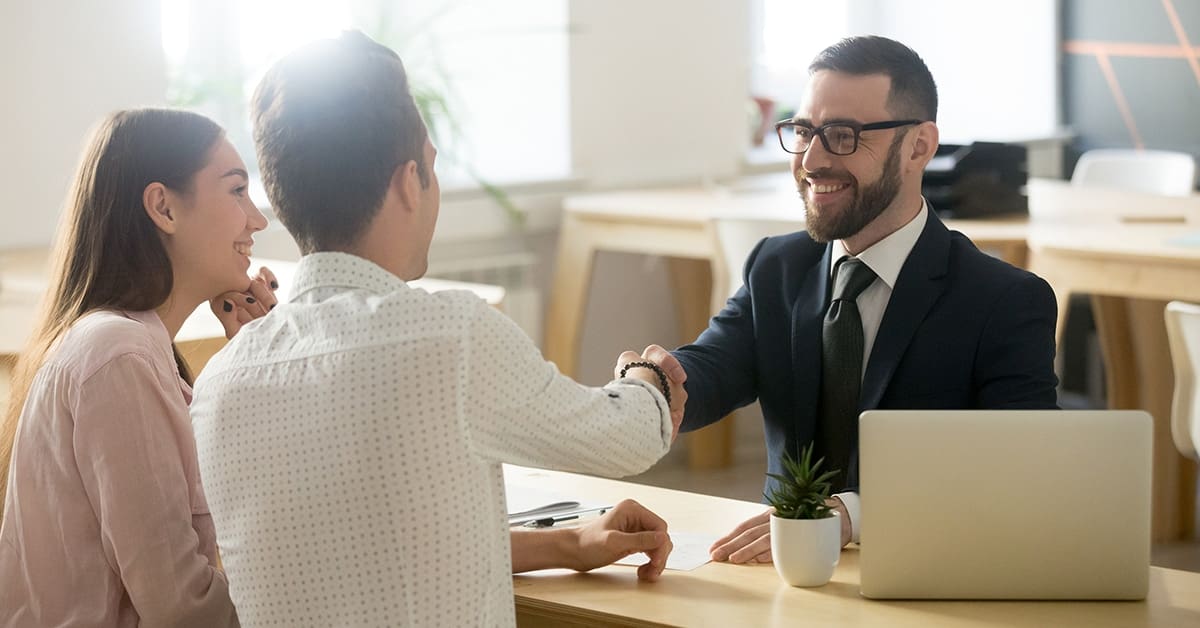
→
(922, 142, 1027, 218)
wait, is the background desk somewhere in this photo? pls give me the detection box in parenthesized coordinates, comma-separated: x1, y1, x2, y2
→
(0, 248, 505, 374)
(1029, 224, 1200, 542)
(510, 466, 1200, 627)
(544, 185, 1027, 469)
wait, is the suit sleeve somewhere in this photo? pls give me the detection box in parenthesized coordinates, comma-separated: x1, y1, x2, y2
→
(671, 238, 767, 432)
(974, 273, 1060, 409)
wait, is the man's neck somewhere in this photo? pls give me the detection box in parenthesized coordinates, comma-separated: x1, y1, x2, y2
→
(840, 191, 924, 256)
(339, 238, 421, 282)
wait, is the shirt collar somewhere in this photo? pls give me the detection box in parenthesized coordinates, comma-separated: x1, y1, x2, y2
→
(124, 309, 193, 397)
(288, 252, 407, 301)
(126, 309, 174, 355)
(829, 198, 929, 290)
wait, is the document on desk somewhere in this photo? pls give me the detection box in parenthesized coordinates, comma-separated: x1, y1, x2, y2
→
(614, 531, 718, 571)
(505, 483, 610, 527)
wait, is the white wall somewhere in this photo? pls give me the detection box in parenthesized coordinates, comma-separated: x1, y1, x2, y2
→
(855, 0, 1060, 144)
(0, 0, 167, 248)
(569, 0, 750, 189)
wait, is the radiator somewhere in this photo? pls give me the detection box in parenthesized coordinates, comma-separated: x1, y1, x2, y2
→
(426, 251, 543, 346)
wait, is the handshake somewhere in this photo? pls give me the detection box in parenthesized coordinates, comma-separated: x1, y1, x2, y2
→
(614, 345, 688, 442)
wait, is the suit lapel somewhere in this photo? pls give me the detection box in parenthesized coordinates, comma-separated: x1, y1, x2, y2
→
(860, 212, 952, 410)
(790, 244, 832, 442)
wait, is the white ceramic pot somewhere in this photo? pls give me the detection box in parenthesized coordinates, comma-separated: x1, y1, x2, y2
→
(770, 512, 841, 587)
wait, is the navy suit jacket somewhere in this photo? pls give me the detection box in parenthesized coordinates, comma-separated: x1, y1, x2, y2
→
(673, 211, 1059, 494)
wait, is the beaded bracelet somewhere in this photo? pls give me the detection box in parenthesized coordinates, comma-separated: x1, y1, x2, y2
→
(619, 360, 672, 408)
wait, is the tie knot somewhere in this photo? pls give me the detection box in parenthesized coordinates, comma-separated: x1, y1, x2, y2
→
(832, 257, 877, 302)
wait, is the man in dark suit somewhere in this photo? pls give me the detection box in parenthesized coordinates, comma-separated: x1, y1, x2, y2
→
(623, 36, 1058, 564)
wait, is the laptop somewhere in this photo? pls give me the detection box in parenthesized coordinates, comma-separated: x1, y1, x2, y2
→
(858, 410, 1152, 600)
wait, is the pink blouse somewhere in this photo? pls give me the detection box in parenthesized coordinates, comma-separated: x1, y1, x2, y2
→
(0, 310, 237, 627)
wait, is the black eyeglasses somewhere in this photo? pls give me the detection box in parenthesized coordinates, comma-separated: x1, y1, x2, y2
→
(775, 119, 924, 156)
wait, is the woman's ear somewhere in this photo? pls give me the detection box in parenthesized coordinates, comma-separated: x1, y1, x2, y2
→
(142, 182, 177, 235)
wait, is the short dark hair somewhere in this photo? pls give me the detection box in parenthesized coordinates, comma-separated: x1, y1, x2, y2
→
(809, 36, 938, 122)
(252, 30, 429, 253)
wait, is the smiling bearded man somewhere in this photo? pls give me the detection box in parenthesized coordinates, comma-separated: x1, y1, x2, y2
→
(618, 34, 1061, 566)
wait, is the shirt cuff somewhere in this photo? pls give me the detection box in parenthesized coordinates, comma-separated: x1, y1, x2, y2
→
(834, 490, 861, 544)
(608, 378, 672, 448)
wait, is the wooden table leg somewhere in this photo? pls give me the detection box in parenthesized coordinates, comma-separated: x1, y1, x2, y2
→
(544, 214, 598, 379)
(1093, 295, 1138, 409)
(668, 257, 734, 470)
(1094, 295, 1196, 541)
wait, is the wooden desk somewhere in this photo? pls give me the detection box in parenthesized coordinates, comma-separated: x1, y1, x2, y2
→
(545, 184, 1028, 469)
(1029, 224, 1200, 542)
(0, 248, 505, 374)
(510, 466, 1200, 627)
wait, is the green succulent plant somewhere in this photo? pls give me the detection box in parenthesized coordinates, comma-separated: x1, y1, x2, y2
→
(764, 443, 840, 520)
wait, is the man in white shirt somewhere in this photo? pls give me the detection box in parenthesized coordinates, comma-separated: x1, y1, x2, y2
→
(191, 31, 686, 627)
(628, 36, 1059, 563)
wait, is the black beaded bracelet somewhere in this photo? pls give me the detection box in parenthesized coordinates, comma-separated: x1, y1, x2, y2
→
(619, 360, 672, 408)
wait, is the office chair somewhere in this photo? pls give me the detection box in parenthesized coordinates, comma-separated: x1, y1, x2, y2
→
(1072, 149, 1196, 197)
(1165, 301, 1200, 461)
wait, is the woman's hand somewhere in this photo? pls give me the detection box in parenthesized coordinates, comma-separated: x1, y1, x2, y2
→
(209, 266, 279, 339)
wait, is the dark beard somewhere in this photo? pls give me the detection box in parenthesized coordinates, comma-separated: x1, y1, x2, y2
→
(801, 135, 904, 243)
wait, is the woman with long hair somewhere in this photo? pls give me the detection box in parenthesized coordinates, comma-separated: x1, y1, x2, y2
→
(0, 108, 276, 626)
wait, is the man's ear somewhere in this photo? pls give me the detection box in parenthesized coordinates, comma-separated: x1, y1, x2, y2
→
(907, 122, 939, 173)
(391, 159, 422, 214)
(142, 182, 177, 235)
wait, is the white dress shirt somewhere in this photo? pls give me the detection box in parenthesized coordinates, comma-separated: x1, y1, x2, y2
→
(191, 252, 672, 627)
(829, 201, 929, 544)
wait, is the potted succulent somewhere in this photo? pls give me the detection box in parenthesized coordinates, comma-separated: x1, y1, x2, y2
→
(765, 443, 842, 587)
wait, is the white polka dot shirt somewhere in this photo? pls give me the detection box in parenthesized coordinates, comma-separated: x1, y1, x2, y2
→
(191, 252, 672, 627)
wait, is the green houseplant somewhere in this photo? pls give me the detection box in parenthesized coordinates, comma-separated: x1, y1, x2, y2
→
(765, 443, 842, 587)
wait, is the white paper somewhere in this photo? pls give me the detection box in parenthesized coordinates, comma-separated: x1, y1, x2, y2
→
(505, 484, 577, 517)
(614, 531, 718, 572)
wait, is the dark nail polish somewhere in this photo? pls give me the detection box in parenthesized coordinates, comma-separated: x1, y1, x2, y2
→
(269, 304, 276, 310)
(270, 281, 279, 290)
(222, 301, 233, 313)
(246, 297, 256, 304)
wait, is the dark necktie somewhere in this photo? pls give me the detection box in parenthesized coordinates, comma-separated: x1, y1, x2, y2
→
(817, 256, 878, 492)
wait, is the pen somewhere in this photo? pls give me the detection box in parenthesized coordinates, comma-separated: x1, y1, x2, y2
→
(523, 506, 610, 528)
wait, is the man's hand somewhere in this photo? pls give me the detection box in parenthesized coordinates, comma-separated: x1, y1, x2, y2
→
(511, 499, 673, 580)
(827, 496, 852, 547)
(614, 344, 688, 441)
(210, 266, 279, 339)
(709, 509, 773, 564)
(572, 499, 673, 581)
(710, 500, 851, 564)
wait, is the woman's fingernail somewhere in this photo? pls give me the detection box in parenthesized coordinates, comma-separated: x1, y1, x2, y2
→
(246, 296, 256, 304)
(270, 280, 279, 290)
(222, 301, 233, 313)
(269, 304, 276, 311)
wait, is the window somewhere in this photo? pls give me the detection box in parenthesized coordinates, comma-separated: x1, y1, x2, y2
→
(161, 0, 570, 190)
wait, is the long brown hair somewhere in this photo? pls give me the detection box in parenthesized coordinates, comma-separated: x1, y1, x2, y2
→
(0, 109, 223, 510)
